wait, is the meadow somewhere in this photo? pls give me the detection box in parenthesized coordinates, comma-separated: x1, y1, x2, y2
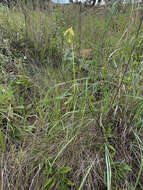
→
(0, 1, 143, 189)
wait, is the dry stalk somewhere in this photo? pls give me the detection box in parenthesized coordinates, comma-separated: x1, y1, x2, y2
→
(127, 2, 141, 39)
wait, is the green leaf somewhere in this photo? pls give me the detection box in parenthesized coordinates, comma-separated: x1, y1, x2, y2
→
(44, 177, 55, 190)
(59, 166, 72, 174)
(24, 125, 36, 132)
(0, 131, 5, 150)
(59, 183, 70, 190)
(105, 145, 111, 190)
(123, 164, 132, 171)
(108, 144, 116, 153)
(64, 96, 73, 105)
(64, 178, 75, 186)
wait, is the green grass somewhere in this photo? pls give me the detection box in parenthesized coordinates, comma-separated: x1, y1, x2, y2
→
(0, 1, 143, 190)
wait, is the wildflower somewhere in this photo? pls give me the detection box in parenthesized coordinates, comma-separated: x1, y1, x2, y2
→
(64, 27, 74, 44)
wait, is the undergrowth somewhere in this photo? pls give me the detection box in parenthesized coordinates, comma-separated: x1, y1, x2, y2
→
(0, 1, 143, 190)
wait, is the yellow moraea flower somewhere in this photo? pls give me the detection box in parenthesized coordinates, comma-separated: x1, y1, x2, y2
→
(64, 27, 74, 44)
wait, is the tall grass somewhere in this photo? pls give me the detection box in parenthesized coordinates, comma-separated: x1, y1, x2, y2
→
(0, 1, 143, 189)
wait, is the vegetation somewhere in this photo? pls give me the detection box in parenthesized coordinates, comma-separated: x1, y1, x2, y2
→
(0, 1, 143, 189)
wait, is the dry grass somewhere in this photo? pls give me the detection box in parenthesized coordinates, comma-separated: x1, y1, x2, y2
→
(0, 2, 143, 190)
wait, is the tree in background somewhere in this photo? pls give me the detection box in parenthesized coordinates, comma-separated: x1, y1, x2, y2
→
(0, 0, 50, 8)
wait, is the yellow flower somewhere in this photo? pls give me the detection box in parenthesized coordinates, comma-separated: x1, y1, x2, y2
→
(64, 27, 74, 44)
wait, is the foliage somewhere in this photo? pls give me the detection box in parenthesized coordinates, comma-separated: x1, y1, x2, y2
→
(0, 2, 143, 190)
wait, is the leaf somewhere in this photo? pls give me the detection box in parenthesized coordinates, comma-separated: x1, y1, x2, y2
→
(24, 125, 36, 132)
(78, 160, 95, 190)
(15, 105, 25, 110)
(64, 178, 75, 186)
(59, 183, 70, 190)
(44, 177, 55, 190)
(0, 131, 5, 150)
(105, 145, 111, 190)
(108, 144, 116, 153)
(59, 166, 72, 174)
(123, 164, 132, 171)
(64, 96, 73, 105)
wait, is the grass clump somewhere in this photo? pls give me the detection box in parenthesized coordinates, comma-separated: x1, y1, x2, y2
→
(0, 1, 143, 190)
